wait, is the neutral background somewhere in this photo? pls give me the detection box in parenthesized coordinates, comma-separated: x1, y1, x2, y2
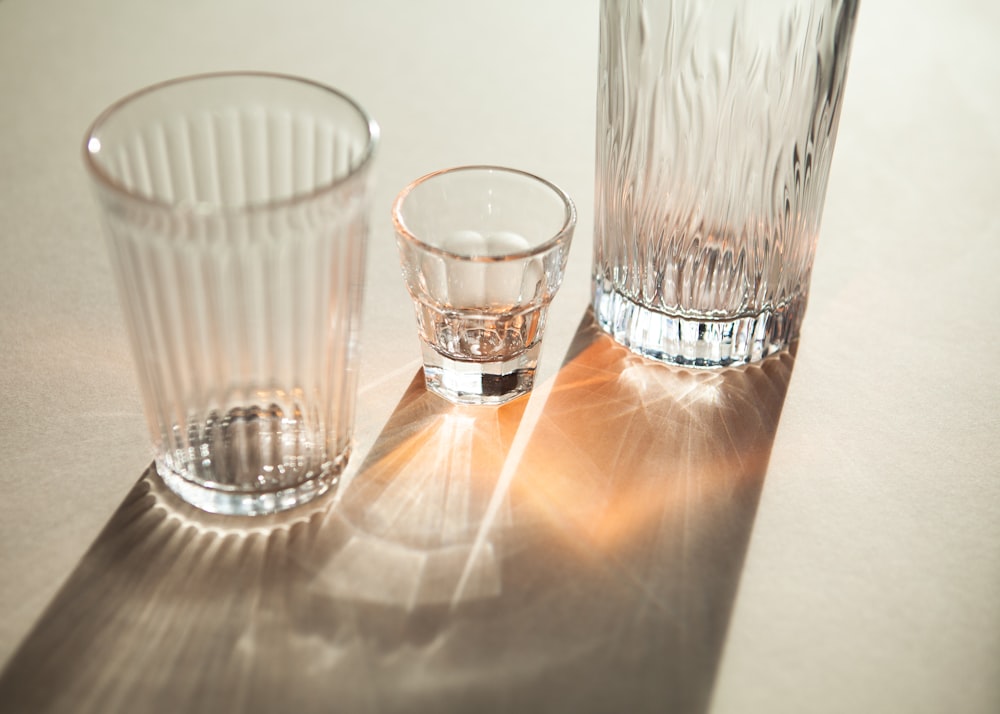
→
(1, 0, 998, 712)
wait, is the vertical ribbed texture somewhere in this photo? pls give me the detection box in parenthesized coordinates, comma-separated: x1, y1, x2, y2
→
(98, 107, 369, 498)
(594, 0, 858, 365)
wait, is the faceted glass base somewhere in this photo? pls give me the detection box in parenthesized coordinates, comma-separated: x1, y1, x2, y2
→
(421, 341, 540, 406)
(156, 461, 339, 516)
(593, 282, 806, 368)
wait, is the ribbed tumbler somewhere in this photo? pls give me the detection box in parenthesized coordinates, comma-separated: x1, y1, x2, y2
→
(594, 0, 859, 366)
(84, 72, 378, 515)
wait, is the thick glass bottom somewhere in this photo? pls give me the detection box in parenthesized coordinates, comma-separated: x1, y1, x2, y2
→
(156, 459, 340, 516)
(421, 341, 539, 406)
(593, 282, 806, 368)
(153, 404, 349, 516)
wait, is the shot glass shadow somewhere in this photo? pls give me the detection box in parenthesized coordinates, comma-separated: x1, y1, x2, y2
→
(305, 371, 528, 609)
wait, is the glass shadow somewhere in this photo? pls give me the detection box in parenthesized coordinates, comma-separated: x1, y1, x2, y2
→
(0, 467, 339, 713)
(0, 310, 796, 714)
(489, 313, 797, 713)
(306, 370, 528, 609)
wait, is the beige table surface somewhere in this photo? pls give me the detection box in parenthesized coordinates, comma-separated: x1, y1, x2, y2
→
(1, 1, 998, 712)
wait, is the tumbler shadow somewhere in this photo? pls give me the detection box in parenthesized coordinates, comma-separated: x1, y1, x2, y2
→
(0, 375, 530, 714)
(0, 466, 340, 713)
(0, 310, 796, 714)
(488, 312, 798, 713)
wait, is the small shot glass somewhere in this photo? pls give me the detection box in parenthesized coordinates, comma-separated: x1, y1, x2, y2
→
(392, 166, 576, 406)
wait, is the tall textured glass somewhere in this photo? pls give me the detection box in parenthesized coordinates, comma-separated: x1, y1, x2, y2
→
(594, 0, 859, 366)
(84, 73, 378, 515)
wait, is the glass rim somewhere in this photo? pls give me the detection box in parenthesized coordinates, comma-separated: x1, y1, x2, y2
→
(391, 165, 577, 263)
(82, 70, 380, 216)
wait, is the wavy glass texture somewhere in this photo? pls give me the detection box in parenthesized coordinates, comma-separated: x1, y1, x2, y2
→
(88, 76, 374, 515)
(594, 0, 858, 366)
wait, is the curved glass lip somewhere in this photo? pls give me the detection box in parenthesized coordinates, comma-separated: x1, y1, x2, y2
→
(82, 70, 380, 216)
(392, 165, 577, 263)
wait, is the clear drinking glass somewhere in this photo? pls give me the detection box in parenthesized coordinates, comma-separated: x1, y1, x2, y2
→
(594, 0, 860, 366)
(83, 72, 378, 515)
(393, 166, 576, 406)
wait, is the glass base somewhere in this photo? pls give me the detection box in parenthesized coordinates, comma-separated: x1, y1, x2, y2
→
(155, 461, 339, 516)
(593, 282, 806, 368)
(421, 342, 539, 406)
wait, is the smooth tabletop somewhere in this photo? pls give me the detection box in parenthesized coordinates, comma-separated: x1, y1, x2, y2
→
(1, 1, 998, 712)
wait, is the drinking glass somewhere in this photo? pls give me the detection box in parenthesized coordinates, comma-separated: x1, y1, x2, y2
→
(594, 0, 860, 366)
(393, 166, 576, 406)
(84, 72, 378, 515)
